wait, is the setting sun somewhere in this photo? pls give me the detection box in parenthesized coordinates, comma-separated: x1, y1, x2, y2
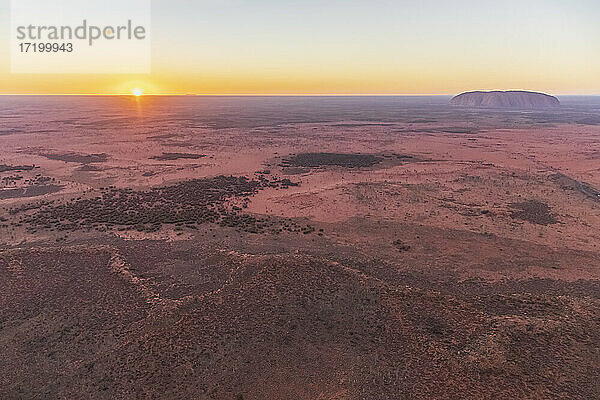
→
(132, 88, 143, 97)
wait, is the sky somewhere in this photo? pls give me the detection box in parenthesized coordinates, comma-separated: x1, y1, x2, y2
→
(0, 0, 599, 95)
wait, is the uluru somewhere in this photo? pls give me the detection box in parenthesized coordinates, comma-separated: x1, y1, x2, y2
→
(450, 90, 560, 109)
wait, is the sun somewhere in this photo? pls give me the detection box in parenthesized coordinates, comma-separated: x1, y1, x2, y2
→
(132, 88, 144, 97)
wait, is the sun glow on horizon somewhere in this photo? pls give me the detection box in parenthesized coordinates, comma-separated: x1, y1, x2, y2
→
(0, 2, 599, 95)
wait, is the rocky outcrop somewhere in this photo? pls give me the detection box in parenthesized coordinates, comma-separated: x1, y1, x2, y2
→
(450, 91, 560, 109)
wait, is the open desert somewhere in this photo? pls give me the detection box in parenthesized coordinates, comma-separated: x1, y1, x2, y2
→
(1, 95, 600, 399)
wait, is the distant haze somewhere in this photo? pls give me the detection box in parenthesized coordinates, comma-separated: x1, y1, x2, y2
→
(0, 0, 598, 95)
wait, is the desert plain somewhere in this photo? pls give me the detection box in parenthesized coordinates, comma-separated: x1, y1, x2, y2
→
(1, 95, 599, 399)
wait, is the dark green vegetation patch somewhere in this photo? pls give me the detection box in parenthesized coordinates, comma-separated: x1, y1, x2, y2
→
(16, 175, 313, 235)
(282, 153, 383, 168)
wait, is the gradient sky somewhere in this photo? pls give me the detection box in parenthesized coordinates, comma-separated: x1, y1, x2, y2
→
(0, 0, 599, 95)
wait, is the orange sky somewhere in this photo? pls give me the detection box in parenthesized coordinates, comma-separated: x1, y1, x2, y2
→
(1, 0, 599, 95)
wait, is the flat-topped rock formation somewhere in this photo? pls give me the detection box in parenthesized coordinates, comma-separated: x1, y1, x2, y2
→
(450, 90, 560, 109)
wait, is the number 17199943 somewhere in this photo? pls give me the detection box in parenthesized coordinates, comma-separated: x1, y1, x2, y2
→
(19, 43, 73, 52)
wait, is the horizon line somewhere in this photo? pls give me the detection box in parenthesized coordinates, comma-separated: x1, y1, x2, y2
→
(1, 93, 599, 97)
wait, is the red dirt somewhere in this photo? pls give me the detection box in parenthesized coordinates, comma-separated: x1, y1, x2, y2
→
(1, 97, 599, 399)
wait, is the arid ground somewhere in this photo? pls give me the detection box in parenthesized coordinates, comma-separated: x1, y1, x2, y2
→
(1, 96, 599, 399)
